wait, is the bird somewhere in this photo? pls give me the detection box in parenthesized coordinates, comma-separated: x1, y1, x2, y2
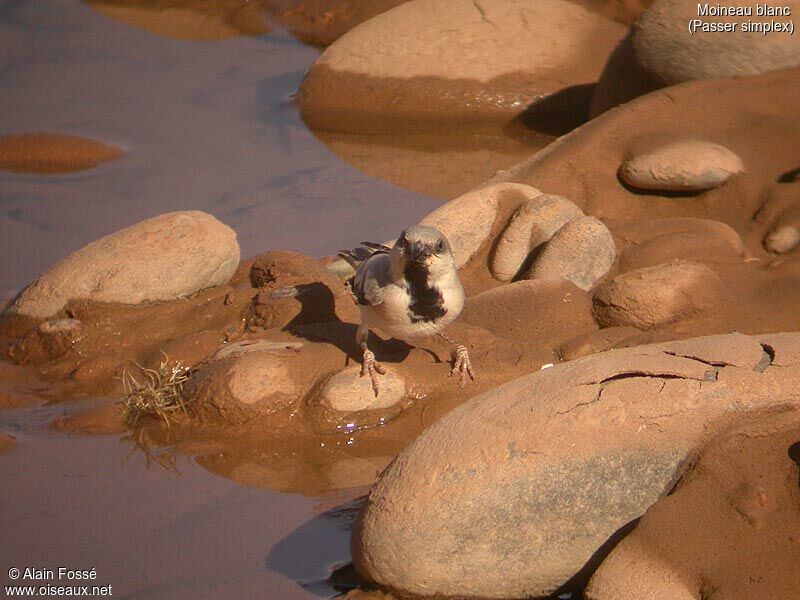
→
(338, 225, 474, 396)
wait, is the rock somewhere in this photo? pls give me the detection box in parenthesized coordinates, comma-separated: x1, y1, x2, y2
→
(614, 217, 745, 255)
(593, 261, 723, 329)
(591, 0, 800, 113)
(351, 332, 798, 599)
(144, 330, 226, 371)
(761, 187, 800, 253)
(86, 0, 271, 41)
(460, 279, 597, 346)
(619, 231, 744, 273)
(317, 365, 406, 412)
(558, 326, 641, 360)
(7, 319, 83, 364)
(266, 0, 410, 47)
(185, 340, 322, 423)
(764, 224, 800, 253)
(300, 0, 626, 133)
(619, 140, 744, 192)
(490, 194, 583, 282)
(246, 250, 360, 330)
(527, 216, 616, 290)
(419, 183, 540, 269)
(586, 409, 800, 600)
(306, 365, 408, 434)
(0, 132, 123, 174)
(9, 211, 240, 319)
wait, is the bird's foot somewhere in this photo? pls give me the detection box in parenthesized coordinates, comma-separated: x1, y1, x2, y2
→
(361, 348, 386, 397)
(450, 344, 475, 388)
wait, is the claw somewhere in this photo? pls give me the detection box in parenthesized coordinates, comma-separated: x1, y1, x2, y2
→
(361, 347, 386, 397)
(450, 344, 475, 388)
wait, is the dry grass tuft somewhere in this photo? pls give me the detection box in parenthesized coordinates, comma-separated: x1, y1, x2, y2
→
(120, 355, 193, 429)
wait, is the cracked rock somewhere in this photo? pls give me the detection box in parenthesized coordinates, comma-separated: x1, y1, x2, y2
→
(351, 333, 800, 599)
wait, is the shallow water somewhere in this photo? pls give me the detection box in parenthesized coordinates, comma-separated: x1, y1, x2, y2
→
(0, 0, 440, 294)
(0, 1, 445, 597)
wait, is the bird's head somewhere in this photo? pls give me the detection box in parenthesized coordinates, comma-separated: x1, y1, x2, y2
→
(391, 225, 455, 277)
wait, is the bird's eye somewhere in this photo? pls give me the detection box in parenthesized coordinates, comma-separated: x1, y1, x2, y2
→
(435, 239, 444, 252)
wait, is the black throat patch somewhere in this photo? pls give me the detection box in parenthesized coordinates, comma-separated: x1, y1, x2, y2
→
(404, 261, 446, 322)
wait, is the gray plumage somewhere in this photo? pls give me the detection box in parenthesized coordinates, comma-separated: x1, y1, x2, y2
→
(339, 225, 474, 395)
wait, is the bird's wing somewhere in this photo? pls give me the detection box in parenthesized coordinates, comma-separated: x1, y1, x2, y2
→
(351, 252, 392, 306)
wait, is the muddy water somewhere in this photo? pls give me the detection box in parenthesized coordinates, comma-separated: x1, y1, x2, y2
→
(0, 1, 447, 597)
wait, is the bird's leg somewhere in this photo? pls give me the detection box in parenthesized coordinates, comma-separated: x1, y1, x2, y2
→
(358, 325, 386, 397)
(438, 331, 475, 388)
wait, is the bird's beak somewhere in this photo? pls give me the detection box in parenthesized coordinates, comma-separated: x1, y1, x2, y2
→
(410, 240, 429, 261)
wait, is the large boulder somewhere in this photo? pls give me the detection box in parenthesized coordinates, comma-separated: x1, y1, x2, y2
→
(9, 211, 240, 319)
(591, 0, 800, 113)
(586, 409, 800, 600)
(300, 0, 626, 133)
(352, 332, 799, 598)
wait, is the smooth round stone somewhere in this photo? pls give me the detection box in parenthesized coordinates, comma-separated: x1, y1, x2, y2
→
(419, 182, 541, 269)
(591, 0, 800, 113)
(318, 365, 406, 413)
(620, 140, 744, 192)
(764, 225, 800, 253)
(10, 211, 240, 319)
(593, 261, 723, 330)
(300, 0, 626, 132)
(491, 194, 583, 282)
(527, 216, 616, 291)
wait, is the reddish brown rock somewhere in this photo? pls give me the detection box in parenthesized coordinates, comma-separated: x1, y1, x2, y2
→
(246, 250, 359, 330)
(9, 211, 240, 319)
(558, 325, 641, 360)
(0, 431, 16, 453)
(586, 409, 800, 600)
(591, 0, 800, 114)
(527, 216, 616, 291)
(461, 279, 597, 347)
(419, 183, 540, 269)
(300, 0, 626, 133)
(0, 132, 123, 174)
(593, 262, 723, 330)
(490, 194, 583, 282)
(7, 319, 83, 364)
(351, 332, 798, 598)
